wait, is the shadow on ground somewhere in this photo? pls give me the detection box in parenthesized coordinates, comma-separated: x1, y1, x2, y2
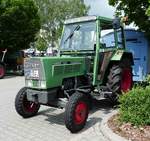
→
(38, 99, 116, 131)
(81, 99, 115, 132)
(91, 99, 115, 114)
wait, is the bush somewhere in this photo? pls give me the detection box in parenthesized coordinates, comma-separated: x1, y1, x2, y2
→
(119, 86, 150, 126)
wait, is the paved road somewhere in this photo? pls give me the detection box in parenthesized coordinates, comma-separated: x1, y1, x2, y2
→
(0, 76, 114, 141)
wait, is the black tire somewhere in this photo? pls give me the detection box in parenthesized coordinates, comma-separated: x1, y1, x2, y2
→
(15, 87, 40, 118)
(0, 64, 5, 79)
(65, 92, 89, 133)
(107, 59, 133, 102)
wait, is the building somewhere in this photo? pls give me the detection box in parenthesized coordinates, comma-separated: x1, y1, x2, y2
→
(102, 29, 150, 81)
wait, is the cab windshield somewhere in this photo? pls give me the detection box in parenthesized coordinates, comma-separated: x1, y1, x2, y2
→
(60, 21, 96, 51)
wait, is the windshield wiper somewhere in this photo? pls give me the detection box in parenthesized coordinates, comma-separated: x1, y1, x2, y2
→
(64, 25, 80, 44)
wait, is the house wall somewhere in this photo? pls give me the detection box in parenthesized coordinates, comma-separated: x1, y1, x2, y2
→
(102, 29, 149, 81)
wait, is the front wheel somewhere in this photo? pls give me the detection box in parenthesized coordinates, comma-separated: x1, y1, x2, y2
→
(15, 87, 40, 118)
(65, 92, 89, 133)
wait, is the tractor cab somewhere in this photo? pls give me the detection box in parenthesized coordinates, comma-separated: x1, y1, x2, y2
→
(60, 16, 124, 52)
(59, 16, 130, 85)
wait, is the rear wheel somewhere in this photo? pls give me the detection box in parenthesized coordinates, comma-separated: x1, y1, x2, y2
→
(0, 64, 5, 79)
(65, 92, 89, 133)
(107, 59, 132, 102)
(15, 87, 40, 118)
(121, 68, 132, 92)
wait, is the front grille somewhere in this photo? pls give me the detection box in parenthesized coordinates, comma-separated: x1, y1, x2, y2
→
(73, 64, 81, 72)
(24, 58, 43, 80)
(52, 63, 81, 76)
(64, 65, 73, 73)
(53, 65, 64, 75)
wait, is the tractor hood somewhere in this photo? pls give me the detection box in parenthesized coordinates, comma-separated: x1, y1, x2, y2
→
(24, 56, 89, 89)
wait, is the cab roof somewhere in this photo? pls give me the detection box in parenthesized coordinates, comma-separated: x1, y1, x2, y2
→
(64, 16, 112, 24)
(64, 16, 113, 29)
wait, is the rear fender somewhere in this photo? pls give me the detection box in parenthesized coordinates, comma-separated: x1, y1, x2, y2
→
(101, 51, 134, 84)
(111, 50, 134, 65)
(111, 50, 124, 61)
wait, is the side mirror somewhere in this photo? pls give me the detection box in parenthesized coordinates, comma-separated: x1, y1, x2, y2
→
(113, 17, 121, 29)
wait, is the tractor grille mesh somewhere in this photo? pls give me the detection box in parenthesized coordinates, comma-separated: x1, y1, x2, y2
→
(53, 63, 81, 76)
(73, 64, 81, 72)
(53, 65, 64, 75)
(64, 65, 72, 73)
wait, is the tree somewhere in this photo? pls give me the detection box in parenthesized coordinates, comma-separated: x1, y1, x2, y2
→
(34, 0, 89, 49)
(146, 0, 150, 16)
(0, 0, 41, 51)
(109, 0, 150, 36)
(35, 36, 47, 52)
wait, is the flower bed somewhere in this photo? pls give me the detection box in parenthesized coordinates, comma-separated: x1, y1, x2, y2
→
(107, 86, 150, 141)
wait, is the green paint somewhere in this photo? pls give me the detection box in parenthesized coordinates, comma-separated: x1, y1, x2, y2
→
(114, 29, 119, 48)
(121, 25, 126, 49)
(93, 20, 100, 85)
(111, 50, 124, 60)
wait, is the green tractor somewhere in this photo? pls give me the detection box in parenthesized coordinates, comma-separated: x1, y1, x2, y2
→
(15, 16, 133, 133)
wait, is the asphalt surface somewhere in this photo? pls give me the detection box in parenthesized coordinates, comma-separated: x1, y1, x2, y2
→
(0, 76, 114, 141)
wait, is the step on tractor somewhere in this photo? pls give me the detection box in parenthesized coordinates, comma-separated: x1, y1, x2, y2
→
(15, 16, 133, 133)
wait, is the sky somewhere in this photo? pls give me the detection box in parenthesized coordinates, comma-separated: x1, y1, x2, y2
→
(84, 0, 135, 28)
(84, 0, 115, 18)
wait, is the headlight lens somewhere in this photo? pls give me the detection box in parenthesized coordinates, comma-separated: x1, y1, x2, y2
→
(26, 80, 33, 87)
(40, 81, 46, 88)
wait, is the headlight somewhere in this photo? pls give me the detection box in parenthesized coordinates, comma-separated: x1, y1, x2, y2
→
(26, 80, 33, 87)
(40, 81, 46, 88)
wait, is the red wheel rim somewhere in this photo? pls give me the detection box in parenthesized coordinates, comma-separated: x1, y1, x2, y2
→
(74, 102, 88, 125)
(121, 68, 132, 92)
(0, 66, 4, 77)
(23, 96, 38, 113)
